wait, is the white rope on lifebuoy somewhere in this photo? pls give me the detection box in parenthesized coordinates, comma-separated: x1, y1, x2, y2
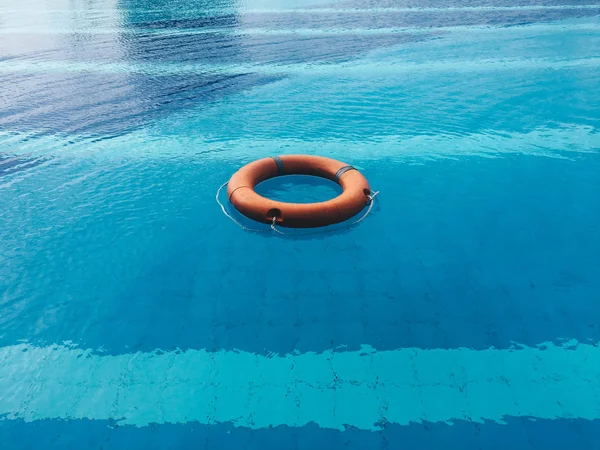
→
(216, 182, 379, 236)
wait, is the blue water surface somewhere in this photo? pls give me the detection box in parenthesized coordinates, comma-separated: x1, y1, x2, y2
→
(1, 0, 600, 448)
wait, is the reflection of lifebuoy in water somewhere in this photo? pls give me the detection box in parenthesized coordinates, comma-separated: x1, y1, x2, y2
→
(227, 155, 372, 228)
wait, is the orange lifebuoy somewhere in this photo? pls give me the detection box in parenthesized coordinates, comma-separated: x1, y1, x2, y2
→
(227, 155, 371, 228)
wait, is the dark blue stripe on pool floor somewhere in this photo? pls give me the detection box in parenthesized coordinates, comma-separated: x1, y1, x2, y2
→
(1, 417, 599, 449)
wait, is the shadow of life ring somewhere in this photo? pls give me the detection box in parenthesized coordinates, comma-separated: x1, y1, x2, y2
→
(227, 155, 372, 228)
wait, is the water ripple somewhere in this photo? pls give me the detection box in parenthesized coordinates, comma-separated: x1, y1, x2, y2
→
(1, 0, 598, 136)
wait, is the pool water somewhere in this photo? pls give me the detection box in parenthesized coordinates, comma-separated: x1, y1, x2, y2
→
(255, 175, 343, 204)
(1, 0, 600, 448)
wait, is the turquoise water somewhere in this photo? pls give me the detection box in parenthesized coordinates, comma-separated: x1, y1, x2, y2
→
(1, 0, 600, 448)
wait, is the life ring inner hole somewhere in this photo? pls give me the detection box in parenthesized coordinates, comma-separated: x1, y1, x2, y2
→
(255, 175, 343, 204)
